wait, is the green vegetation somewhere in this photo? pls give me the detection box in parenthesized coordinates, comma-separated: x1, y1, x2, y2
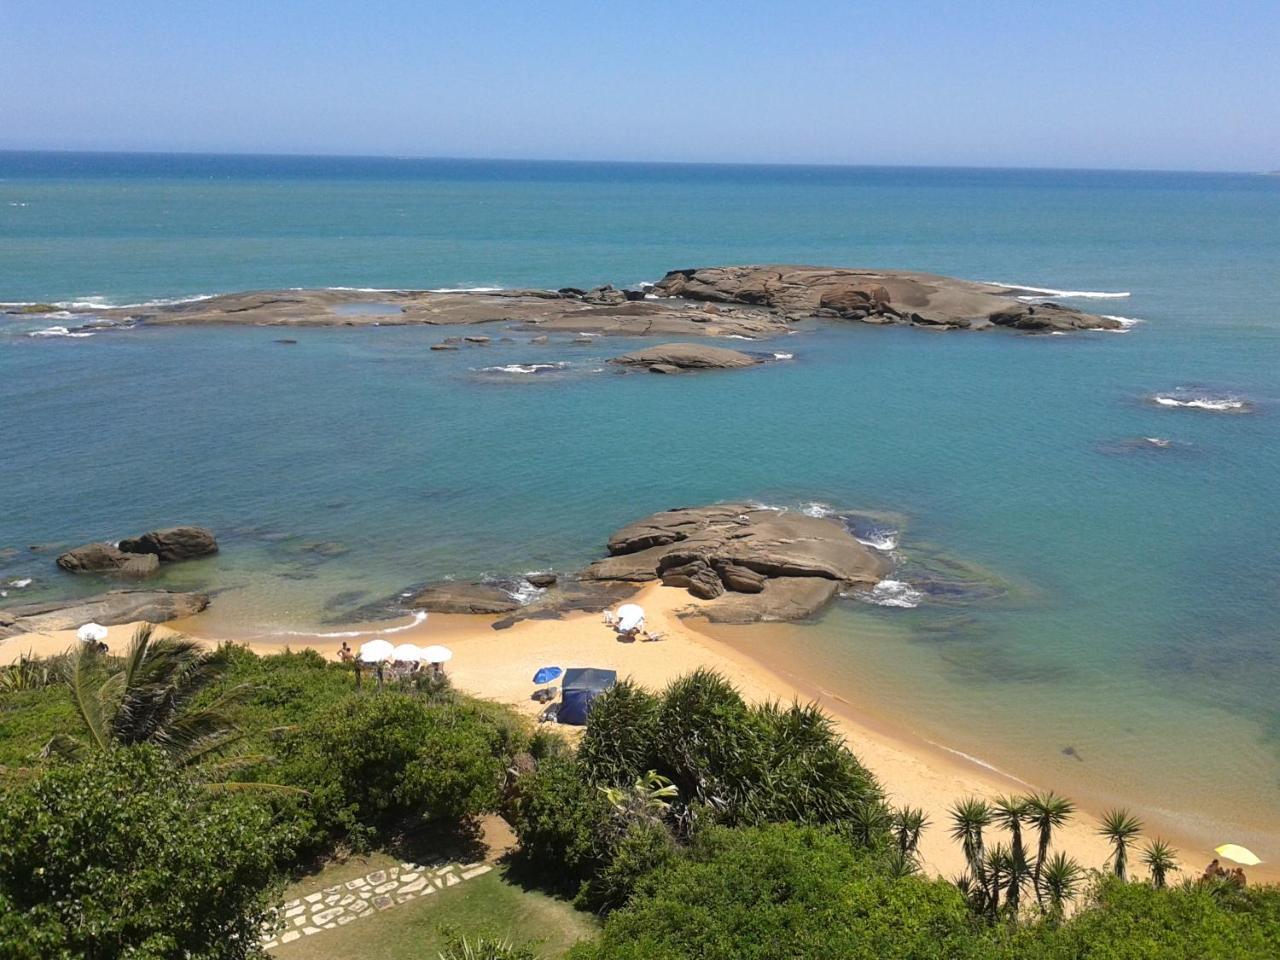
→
(0, 747, 282, 959)
(2, 644, 1276, 959)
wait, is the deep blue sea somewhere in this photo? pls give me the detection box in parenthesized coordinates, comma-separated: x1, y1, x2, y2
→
(2, 152, 1278, 854)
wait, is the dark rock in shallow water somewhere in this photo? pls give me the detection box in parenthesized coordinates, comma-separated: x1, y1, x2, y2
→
(525, 572, 558, 588)
(430, 342, 459, 351)
(0, 589, 209, 638)
(56, 543, 159, 578)
(274, 338, 298, 345)
(118, 526, 218, 562)
(406, 581, 521, 614)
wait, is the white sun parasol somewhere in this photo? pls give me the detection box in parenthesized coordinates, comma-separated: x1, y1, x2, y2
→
(392, 643, 424, 662)
(1215, 843, 1262, 866)
(76, 622, 109, 644)
(358, 638, 395, 663)
(421, 644, 453, 664)
(615, 603, 645, 632)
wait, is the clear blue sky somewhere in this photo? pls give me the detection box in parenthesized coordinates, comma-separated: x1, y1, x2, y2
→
(2, 0, 1277, 171)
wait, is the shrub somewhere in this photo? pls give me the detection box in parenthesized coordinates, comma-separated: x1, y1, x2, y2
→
(0, 746, 281, 960)
(577, 818, 678, 914)
(1005, 874, 1280, 959)
(275, 691, 516, 848)
(577, 679, 661, 785)
(506, 753, 614, 888)
(570, 822, 987, 960)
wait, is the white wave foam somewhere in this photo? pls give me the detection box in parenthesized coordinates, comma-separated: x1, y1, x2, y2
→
(266, 610, 428, 640)
(6, 578, 32, 589)
(723, 334, 759, 341)
(28, 326, 94, 338)
(924, 741, 1034, 786)
(1152, 395, 1249, 412)
(855, 532, 898, 552)
(799, 501, 837, 518)
(983, 281, 1130, 300)
(479, 362, 567, 374)
(772, 351, 794, 360)
(322, 286, 405, 293)
(427, 286, 502, 293)
(857, 579, 923, 608)
(505, 581, 546, 605)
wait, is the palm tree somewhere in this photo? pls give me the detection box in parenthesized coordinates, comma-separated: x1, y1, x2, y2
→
(1097, 808, 1144, 880)
(44, 625, 251, 772)
(949, 797, 994, 890)
(1140, 838, 1179, 889)
(1040, 851, 1084, 918)
(1025, 791, 1076, 906)
(992, 795, 1032, 914)
(891, 805, 930, 857)
(983, 842, 1013, 917)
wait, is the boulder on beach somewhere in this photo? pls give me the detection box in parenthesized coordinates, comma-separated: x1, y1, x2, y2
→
(609, 342, 761, 371)
(0, 589, 210, 639)
(525, 572, 558, 588)
(406, 582, 521, 615)
(56, 543, 160, 578)
(580, 502, 887, 622)
(117, 526, 219, 562)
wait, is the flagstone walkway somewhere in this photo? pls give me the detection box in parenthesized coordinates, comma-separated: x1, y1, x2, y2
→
(262, 860, 493, 949)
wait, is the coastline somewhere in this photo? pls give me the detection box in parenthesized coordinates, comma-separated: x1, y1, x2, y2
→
(5, 582, 1270, 884)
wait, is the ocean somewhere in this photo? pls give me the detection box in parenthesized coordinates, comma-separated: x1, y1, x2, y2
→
(2, 151, 1278, 856)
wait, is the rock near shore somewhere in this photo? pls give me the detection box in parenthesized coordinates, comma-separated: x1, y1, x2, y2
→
(581, 503, 888, 622)
(609, 342, 762, 372)
(0, 590, 210, 639)
(118, 526, 219, 562)
(56, 543, 160, 578)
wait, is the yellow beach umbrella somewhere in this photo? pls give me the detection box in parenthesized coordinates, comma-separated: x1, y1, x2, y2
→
(1215, 844, 1262, 866)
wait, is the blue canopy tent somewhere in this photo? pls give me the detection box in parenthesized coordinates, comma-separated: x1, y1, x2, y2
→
(556, 668, 617, 725)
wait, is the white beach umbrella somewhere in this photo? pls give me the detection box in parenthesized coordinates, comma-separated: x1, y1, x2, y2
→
(76, 622, 108, 644)
(392, 643, 424, 662)
(420, 644, 453, 664)
(1215, 843, 1262, 866)
(615, 603, 645, 632)
(358, 638, 395, 663)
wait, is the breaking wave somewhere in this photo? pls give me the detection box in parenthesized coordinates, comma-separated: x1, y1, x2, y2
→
(265, 610, 428, 640)
(478, 362, 569, 375)
(855, 579, 923, 608)
(28, 326, 94, 338)
(1150, 392, 1251, 413)
(982, 280, 1131, 300)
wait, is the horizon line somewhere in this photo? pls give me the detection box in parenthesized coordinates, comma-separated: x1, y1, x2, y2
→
(0, 147, 1270, 178)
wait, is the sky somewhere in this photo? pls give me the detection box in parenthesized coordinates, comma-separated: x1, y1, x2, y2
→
(2, 0, 1277, 171)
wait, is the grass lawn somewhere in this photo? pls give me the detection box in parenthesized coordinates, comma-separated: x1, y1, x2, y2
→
(271, 856, 599, 959)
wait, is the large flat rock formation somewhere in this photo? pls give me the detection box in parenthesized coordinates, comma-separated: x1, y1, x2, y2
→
(580, 503, 890, 623)
(653, 265, 1123, 332)
(89, 265, 1121, 336)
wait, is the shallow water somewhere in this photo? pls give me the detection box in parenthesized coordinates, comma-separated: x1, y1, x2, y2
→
(2, 153, 1279, 856)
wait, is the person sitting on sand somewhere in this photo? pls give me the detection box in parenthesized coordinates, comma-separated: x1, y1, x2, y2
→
(1202, 858, 1226, 882)
(1230, 867, 1247, 889)
(337, 641, 353, 662)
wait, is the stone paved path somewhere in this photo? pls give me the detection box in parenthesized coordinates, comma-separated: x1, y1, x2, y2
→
(263, 860, 493, 949)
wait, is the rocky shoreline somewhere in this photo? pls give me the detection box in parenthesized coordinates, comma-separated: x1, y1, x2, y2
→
(14, 264, 1123, 337)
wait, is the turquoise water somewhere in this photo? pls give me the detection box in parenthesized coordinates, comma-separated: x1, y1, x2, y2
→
(2, 153, 1279, 853)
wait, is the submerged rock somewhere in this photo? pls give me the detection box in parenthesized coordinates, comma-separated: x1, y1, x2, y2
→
(56, 543, 159, 578)
(0, 589, 210, 638)
(406, 582, 521, 615)
(118, 526, 219, 562)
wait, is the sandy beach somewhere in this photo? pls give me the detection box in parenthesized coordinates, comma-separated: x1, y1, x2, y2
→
(3, 582, 1271, 885)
